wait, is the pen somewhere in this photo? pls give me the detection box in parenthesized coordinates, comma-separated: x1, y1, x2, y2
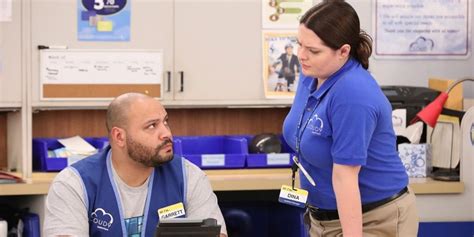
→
(292, 156, 316, 186)
(38, 45, 68, 50)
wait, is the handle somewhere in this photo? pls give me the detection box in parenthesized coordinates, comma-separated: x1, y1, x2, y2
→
(179, 71, 184, 92)
(166, 71, 171, 92)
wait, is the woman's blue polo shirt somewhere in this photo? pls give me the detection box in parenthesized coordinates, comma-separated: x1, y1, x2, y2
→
(283, 57, 408, 209)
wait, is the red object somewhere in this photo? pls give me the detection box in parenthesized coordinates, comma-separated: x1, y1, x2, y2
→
(410, 92, 449, 127)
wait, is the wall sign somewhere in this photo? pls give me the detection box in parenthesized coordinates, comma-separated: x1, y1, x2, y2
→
(374, 0, 470, 58)
(78, 0, 130, 41)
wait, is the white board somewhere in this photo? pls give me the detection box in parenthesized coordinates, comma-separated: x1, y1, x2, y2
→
(39, 49, 163, 99)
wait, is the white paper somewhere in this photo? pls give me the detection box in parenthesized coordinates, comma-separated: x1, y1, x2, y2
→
(57, 135, 96, 155)
(404, 121, 423, 144)
(0, 0, 12, 22)
(392, 109, 407, 135)
(40, 50, 163, 84)
(201, 154, 225, 167)
(267, 153, 290, 165)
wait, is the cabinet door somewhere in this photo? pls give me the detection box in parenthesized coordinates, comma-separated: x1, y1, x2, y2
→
(30, 0, 174, 104)
(174, 0, 262, 101)
(0, 0, 22, 106)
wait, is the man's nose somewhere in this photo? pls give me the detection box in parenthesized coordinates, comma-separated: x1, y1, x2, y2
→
(159, 123, 172, 140)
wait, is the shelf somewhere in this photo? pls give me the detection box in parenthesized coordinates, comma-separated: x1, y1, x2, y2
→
(0, 170, 465, 196)
(0, 103, 21, 111)
(409, 177, 465, 194)
(31, 99, 294, 110)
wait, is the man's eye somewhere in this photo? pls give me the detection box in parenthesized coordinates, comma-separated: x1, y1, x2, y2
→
(147, 124, 156, 129)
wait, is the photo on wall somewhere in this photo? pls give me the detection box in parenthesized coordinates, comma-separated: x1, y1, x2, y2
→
(262, 31, 299, 98)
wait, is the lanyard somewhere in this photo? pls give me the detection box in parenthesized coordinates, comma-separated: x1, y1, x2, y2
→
(291, 98, 319, 189)
(290, 82, 334, 189)
(290, 62, 351, 190)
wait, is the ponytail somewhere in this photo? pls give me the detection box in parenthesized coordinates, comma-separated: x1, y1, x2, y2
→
(355, 30, 373, 69)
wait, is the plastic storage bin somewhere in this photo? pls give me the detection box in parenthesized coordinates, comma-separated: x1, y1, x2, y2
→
(32, 137, 107, 172)
(236, 135, 295, 168)
(22, 213, 40, 237)
(220, 201, 307, 237)
(173, 136, 247, 169)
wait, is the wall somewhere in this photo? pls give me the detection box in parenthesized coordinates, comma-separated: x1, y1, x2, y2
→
(349, 0, 474, 99)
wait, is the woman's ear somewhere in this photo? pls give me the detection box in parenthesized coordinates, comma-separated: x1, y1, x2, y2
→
(339, 44, 351, 59)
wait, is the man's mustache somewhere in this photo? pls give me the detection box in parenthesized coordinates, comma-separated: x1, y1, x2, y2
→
(157, 139, 173, 150)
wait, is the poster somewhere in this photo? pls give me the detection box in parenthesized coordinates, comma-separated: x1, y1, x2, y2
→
(262, 31, 299, 98)
(78, 0, 130, 41)
(374, 0, 470, 58)
(262, 0, 317, 29)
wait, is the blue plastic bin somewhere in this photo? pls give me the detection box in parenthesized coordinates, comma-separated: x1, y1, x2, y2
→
(173, 136, 247, 169)
(32, 137, 107, 172)
(236, 135, 295, 168)
(22, 213, 40, 237)
(221, 201, 307, 237)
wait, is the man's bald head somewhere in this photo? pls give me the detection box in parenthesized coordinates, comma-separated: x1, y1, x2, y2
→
(106, 92, 155, 133)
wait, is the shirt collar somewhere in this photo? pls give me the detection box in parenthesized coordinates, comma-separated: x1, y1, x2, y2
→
(304, 57, 357, 100)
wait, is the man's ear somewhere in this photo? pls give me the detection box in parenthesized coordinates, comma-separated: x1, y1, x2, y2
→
(339, 44, 351, 59)
(111, 127, 126, 148)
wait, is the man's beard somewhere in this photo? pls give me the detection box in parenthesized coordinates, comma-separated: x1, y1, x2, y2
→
(126, 136, 174, 167)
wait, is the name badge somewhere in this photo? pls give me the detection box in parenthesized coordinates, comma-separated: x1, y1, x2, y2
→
(278, 185, 308, 208)
(158, 202, 186, 220)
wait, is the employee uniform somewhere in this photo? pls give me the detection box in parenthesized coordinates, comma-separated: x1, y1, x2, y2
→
(283, 57, 418, 236)
(44, 147, 227, 237)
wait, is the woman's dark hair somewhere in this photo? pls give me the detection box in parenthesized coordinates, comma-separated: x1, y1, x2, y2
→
(300, 0, 372, 69)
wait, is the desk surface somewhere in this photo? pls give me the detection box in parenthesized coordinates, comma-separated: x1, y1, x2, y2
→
(0, 169, 465, 196)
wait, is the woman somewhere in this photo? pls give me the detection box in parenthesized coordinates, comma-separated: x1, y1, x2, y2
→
(282, 1, 418, 236)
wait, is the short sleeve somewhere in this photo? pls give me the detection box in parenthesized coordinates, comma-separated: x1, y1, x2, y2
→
(184, 160, 227, 236)
(329, 102, 377, 165)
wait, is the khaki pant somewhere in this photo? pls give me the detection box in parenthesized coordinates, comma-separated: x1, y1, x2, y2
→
(305, 187, 419, 237)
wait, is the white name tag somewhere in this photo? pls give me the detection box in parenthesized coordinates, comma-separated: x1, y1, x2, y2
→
(267, 153, 290, 165)
(158, 202, 186, 220)
(202, 154, 225, 167)
(278, 185, 308, 208)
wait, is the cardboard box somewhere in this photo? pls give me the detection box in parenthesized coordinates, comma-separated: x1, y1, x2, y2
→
(429, 78, 464, 110)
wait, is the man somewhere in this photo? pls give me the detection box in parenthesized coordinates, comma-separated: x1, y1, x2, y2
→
(278, 43, 300, 92)
(44, 93, 227, 237)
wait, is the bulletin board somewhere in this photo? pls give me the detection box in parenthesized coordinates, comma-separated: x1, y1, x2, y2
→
(39, 49, 163, 100)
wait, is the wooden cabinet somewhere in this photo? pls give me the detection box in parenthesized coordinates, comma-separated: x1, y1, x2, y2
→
(28, 0, 274, 107)
(0, 0, 26, 174)
(30, 0, 176, 105)
(173, 1, 262, 101)
(0, 0, 22, 106)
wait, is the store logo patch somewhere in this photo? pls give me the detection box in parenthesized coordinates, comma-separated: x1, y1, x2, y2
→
(91, 208, 114, 231)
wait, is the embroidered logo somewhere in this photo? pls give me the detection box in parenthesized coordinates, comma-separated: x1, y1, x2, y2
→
(307, 113, 324, 135)
(91, 208, 114, 231)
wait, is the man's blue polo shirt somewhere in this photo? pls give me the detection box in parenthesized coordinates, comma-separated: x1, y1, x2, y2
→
(283, 57, 408, 209)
